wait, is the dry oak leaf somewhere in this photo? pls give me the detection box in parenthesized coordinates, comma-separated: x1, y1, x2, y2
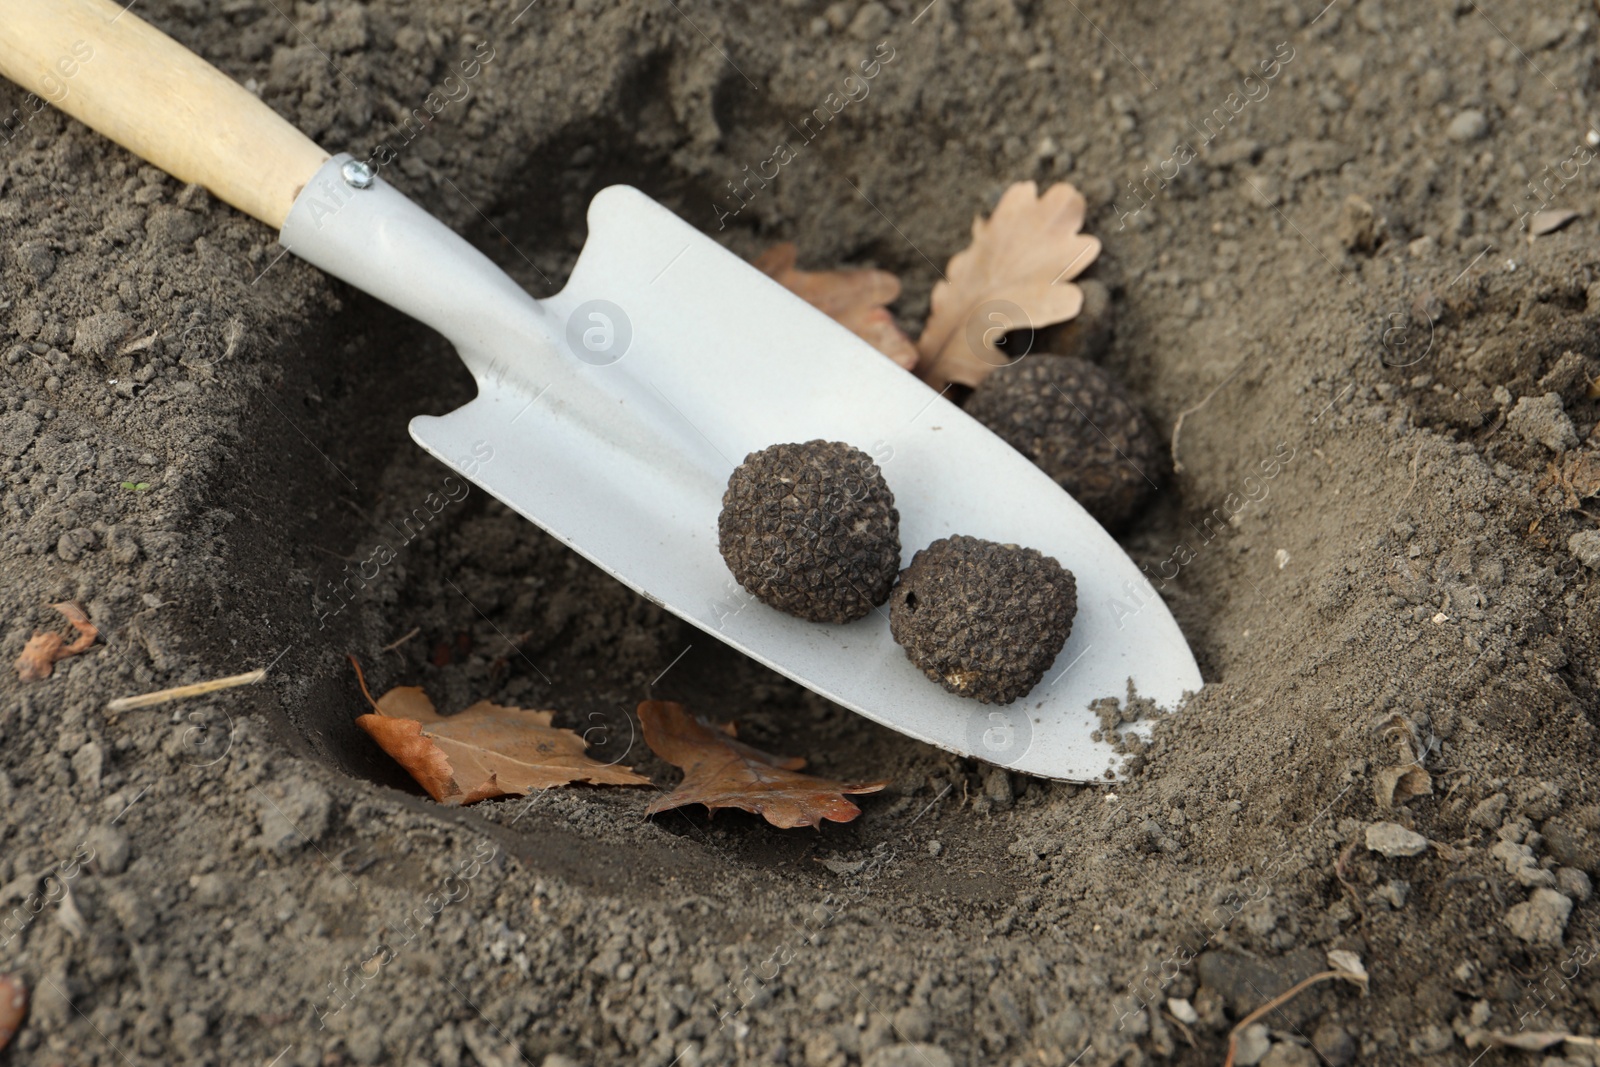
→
(1555, 450, 1600, 508)
(638, 700, 887, 829)
(754, 242, 919, 369)
(916, 181, 1102, 390)
(1374, 764, 1433, 808)
(357, 685, 650, 805)
(15, 601, 98, 682)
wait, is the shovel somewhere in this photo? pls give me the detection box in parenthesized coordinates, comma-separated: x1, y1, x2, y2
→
(1, 1, 1200, 781)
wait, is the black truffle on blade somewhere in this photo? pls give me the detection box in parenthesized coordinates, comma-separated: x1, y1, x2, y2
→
(964, 355, 1164, 532)
(889, 535, 1077, 704)
(718, 440, 901, 624)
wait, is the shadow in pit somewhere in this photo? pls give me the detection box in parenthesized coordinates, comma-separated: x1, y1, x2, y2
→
(207, 89, 940, 902)
(205, 76, 727, 775)
(202, 285, 477, 791)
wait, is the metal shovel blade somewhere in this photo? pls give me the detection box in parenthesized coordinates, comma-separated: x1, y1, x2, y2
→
(280, 156, 1201, 781)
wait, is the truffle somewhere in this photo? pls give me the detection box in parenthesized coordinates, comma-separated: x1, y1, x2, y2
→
(718, 440, 900, 623)
(964, 355, 1164, 532)
(1037, 278, 1114, 362)
(889, 535, 1076, 704)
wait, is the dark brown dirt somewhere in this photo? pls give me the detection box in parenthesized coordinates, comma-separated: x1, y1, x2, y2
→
(5, 1, 1600, 1065)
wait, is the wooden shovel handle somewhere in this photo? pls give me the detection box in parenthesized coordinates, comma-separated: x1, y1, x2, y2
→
(0, 0, 327, 229)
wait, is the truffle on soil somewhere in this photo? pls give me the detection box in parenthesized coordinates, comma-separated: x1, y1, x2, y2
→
(889, 535, 1076, 704)
(718, 440, 901, 623)
(964, 355, 1164, 531)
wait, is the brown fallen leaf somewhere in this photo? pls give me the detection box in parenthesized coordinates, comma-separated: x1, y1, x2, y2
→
(0, 973, 25, 1053)
(15, 601, 98, 682)
(638, 700, 887, 829)
(1374, 764, 1433, 809)
(916, 181, 1102, 391)
(351, 658, 650, 804)
(754, 242, 918, 369)
(1559, 450, 1600, 507)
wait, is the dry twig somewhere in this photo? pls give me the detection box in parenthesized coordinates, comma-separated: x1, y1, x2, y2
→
(1161, 1009, 1198, 1049)
(1333, 840, 1366, 925)
(380, 626, 421, 654)
(106, 669, 267, 712)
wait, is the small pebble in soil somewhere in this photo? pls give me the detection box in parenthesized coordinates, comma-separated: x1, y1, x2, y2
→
(1538, 350, 1589, 399)
(1506, 392, 1577, 452)
(71, 311, 134, 358)
(1232, 1024, 1270, 1066)
(1365, 821, 1427, 857)
(1336, 194, 1378, 253)
(1311, 1021, 1356, 1067)
(889, 535, 1076, 704)
(1503, 886, 1572, 946)
(1446, 108, 1488, 142)
(1261, 1041, 1318, 1067)
(253, 780, 333, 852)
(863, 1044, 955, 1067)
(1569, 530, 1600, 570)
(84, 824, 131, 875)
(17, 243, 55, 282)
(1556, 867, 1592, 901)
(964, 355, 1164, 532)
(1542, 818, 1599, 872)
(188, 872, 232, 907)
(718, 440, 900, 623)
(1467, 792, 1509, 829)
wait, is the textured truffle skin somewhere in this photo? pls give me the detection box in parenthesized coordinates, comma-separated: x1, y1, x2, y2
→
(965, 355, 1164, 532)
(718, 440, 900, 623)
(889, 535, 1077, 704)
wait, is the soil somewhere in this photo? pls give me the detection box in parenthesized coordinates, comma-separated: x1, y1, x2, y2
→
(5, 1, 1600, 1065)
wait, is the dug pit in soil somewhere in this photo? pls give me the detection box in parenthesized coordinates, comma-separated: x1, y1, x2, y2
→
(3, 2, 1600, 1066)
